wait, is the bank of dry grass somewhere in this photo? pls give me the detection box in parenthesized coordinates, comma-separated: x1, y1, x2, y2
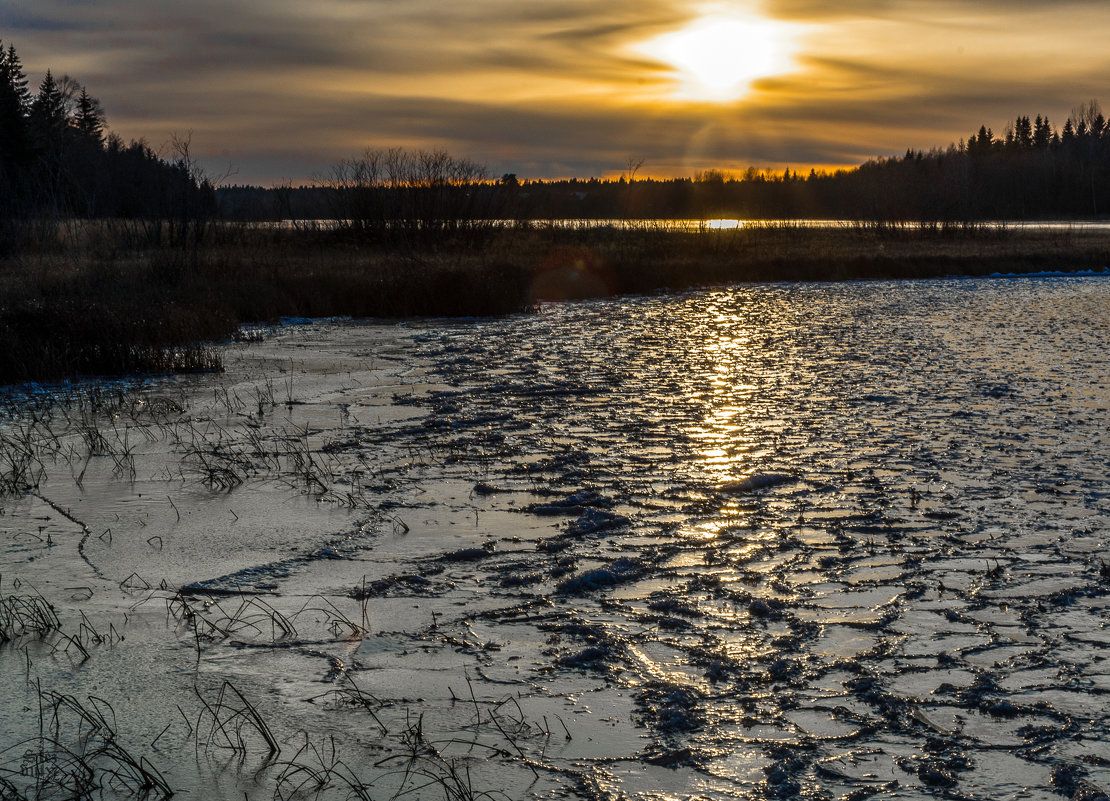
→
(1, 222, 1107, 384)
(545, 222, 1110, 294)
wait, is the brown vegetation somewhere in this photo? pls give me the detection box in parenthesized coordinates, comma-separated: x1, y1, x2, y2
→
(1, 220, 1107, 385)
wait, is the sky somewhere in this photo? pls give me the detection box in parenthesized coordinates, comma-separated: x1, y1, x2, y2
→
(3, 0, 1109, 185)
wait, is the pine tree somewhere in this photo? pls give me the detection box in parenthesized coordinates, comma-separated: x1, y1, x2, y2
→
(969, 125, 993, 157)
(0, 43, 31, 109)
(29, 70, 69, 154)
(1062, 118, 1075, 145)
(0, 41, 32, 172)
(1032, 115, 1052, 150)
(1014, 115, 1033, 150)
(73, 86, 105, 145)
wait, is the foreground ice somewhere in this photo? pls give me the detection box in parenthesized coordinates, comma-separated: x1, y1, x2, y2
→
(2, 275, 1110, 800)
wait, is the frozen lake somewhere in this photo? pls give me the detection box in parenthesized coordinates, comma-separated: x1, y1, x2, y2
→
(2, 274, 1110, 799)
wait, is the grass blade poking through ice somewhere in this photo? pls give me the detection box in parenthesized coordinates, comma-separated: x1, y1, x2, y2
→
(193, 680, 281, 758)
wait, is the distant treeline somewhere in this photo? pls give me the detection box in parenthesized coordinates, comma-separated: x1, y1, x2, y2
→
(221, 101, 1110, 224)
(0, 40, 215, 253)
(5, 34, 1110, 235)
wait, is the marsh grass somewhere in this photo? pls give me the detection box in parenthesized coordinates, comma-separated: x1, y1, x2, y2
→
(0, 428, 47, 494)
(273, 734, 372, 801)
(272, 717, 517, 801)
(527, 220, 1110, 297)
(3, 220, 1107, 384)
(191, 680, 281, 758)
(155, 593, 540, 800)
(0, 687, 172, 800)
(0, 385, 186, 494)
(0, 586, 60, 643)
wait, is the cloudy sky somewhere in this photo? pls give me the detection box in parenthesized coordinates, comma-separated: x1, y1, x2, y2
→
(4, 0, 1108, 184)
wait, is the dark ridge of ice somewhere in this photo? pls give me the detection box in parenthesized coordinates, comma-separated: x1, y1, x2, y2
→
(718, 473, 798, 494)
(564, 508, 630, 536)
(555, 557, 646, 595)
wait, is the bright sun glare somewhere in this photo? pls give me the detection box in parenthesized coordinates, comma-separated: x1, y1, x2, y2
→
(639, 12, 801, 101)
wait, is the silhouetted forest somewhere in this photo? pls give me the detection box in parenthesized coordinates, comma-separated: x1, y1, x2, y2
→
(5, 37, 1110, 232)
(4, 37, 1109, 384)
(0, 40, 215, 254)
(221, 103, 1110, 225)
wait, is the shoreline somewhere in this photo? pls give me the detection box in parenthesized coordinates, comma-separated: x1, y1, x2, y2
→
(2, 283, 1108, 799)
(2, 224, 1108, 384)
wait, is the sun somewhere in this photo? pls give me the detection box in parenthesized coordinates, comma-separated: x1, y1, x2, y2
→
(637, 12, 802, 101)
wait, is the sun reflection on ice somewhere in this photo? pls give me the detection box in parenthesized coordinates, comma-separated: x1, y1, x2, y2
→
(684, 327, 764, 485)
(675, 296, 799, 571)
(704, 218, 743, 229)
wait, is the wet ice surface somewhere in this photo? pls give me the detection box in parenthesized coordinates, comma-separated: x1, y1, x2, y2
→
(2, 276, 1110, 800)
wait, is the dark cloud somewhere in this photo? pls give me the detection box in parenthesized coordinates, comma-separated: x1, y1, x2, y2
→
(766, 0, 1101, 20)
(5, 0, 1108, 183)
(764, 0, 899, 21)
(0, 7, 79, 32)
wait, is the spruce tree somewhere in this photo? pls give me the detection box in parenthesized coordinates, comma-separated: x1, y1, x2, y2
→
(0, 42, 31, 175)
(1032, 115, 1052, 150)
(1062, 118, 1075, 146)
(73, 86, 105, 145)
(30, 70, 69, 154)
(969, 125, 992, 157)
(1014, 115, 1033, 150)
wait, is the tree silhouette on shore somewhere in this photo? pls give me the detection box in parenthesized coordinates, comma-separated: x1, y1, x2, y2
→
(0, 40, 214, 254)
(4, 36, 1109, 230)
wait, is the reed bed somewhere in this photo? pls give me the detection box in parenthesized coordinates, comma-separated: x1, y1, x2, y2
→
(2, 220, 1107, 384)
(0, 686, 173, 800)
